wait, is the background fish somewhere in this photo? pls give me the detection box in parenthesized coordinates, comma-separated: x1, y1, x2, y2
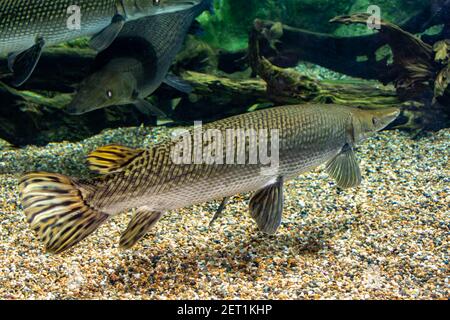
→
(0, 0, 200, 86)
(19, 104, 399, 254)
(66, 0, 214, 116)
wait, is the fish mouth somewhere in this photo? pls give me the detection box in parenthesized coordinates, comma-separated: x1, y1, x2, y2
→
(374, 107, 401, 131)
(65, 100, 89, 115)
(382, 108, 401, 124)
(65, 94, 103, 115)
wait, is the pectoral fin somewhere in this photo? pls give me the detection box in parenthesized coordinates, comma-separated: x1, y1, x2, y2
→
(164, 74, 193, 94)
(120, 209, 163, 249)
(209, 197, 230, 227)
(89, 14, 125, 52)
(8, 37, 45, 87)
(326, 144, 362, 189)
(134, 99, 167, 118)
(249, 177, 284, 235)
(87, 144, 144, 175)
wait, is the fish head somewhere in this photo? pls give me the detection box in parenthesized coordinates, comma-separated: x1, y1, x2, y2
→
(66, 69, 137, 115)
(351, 107, 400, 143)
(123, 0, 201, 20)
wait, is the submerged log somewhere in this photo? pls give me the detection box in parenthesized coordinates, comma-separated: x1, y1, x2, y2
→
(0, 82, 155, 146)
(331, 14, 436, 99)
(252, 20, 392, 82)
(172, 71, 407, 121)
(222, 0, 450, 79)
(331, 13, 449, 130)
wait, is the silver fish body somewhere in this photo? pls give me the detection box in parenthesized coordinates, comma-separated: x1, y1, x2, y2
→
(120, 0, 210, 99)
(66, 0, 212, 115)
(0, 0, 116, 54)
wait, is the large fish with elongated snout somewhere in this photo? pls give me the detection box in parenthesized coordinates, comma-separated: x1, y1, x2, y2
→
(0, 0, 200, 86)
(66, 0, 213, 116)
(19, 105, 400, 254)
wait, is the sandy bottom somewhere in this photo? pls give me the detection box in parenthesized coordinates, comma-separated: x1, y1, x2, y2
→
(0, 127, 448, 299)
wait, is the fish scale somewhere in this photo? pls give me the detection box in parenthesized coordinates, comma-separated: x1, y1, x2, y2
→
(88, 104, 350, 213)
(0, 0, 116, 54)
(109, 0, 210, 96)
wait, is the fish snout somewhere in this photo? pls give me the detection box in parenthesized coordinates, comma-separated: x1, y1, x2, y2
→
(65, 95, 93, 115)
(373, 107, 401, 131)
(65, 102, 82, 115)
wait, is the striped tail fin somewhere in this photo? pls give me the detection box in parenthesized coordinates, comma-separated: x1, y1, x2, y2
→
(19, 172, 109, 254)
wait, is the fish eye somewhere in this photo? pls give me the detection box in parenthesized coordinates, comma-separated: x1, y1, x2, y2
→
(153, 0, 161, 6)
(106, 90, 113, 99)
(372, 117, 379, 126)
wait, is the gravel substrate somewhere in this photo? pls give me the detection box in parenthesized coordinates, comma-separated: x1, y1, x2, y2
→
(0, 126, 449, 300)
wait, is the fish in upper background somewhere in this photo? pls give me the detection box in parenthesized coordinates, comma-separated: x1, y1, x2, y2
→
(0, 0, 201, 86)
(66, 0, 214, 117)
(19, 104, 399, 254)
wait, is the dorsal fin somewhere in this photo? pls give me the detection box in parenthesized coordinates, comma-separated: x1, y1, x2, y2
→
(87, 144, 144, 175)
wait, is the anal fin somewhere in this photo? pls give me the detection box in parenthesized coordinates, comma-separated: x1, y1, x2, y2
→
(87, 144, 144, 175)
(249, 177, 284, 235)
(134, 99, 168, 118)
(8, 37, 45, 87)
(89, 14, 125, 52)
(120, 208, 163, 249)
(209, 197, 230, 227)
(326, 144, 362, 189)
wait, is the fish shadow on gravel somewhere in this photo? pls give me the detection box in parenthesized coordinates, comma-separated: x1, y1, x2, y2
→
(118, 215, 361, 286)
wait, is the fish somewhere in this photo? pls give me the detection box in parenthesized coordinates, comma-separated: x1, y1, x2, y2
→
(0, 0, 201, 86)
(66, 0, 214, 116)
(19, 104, 400, 254)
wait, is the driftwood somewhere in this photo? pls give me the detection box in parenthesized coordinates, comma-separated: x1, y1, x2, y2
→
(0, 81, 155, 146)
(221, 1, 450, 78)
(170, 71, 407, 123)
(331, 13, 449, 130)
(331, 14, 436, 100)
